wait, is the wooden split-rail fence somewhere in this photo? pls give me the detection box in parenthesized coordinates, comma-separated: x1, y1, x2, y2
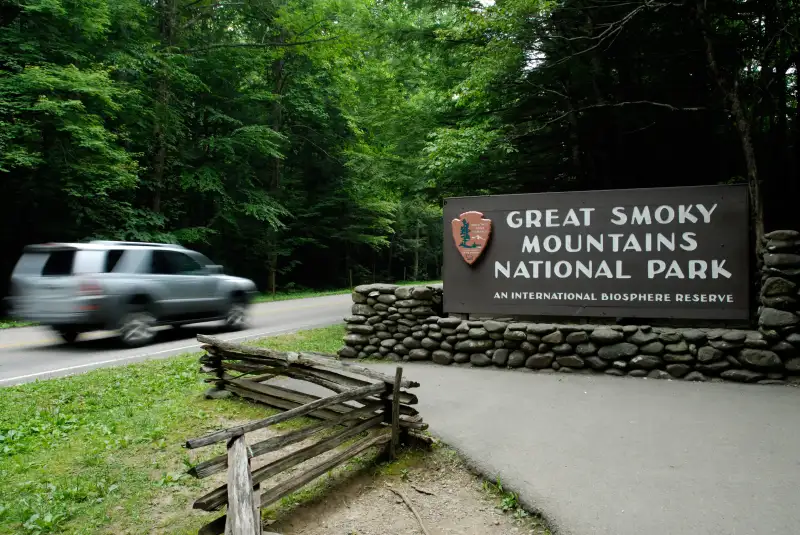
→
(185, 335, 428, 535)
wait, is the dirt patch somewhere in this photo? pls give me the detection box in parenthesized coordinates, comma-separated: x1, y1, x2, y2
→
(268, 445, 552, 535)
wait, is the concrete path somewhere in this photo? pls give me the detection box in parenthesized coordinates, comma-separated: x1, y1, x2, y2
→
(0, 293, 352, 385)
(369, 362, 800, 535)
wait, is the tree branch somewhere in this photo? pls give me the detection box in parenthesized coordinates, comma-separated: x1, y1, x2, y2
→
(183, 36, 339, 53)
(548, 0, 678, 65)
(578, 100, 705, 112)
(295, 18, 332, 38)
(517, 100, 705, 134)
(181, 0, 209, 9)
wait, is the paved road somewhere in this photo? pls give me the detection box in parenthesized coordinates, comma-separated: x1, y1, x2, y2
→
(368, 362, 800, 535)
(0, 293, 353, 386)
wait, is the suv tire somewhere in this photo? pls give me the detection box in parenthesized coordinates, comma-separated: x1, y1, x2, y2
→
(57, 329, 81, 344)
(224, 302, 248, 331)
(119, 311, 157, 347)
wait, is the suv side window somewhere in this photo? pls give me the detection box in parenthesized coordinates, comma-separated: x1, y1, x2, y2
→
(169, 252, 204, 274)
(42, 250, 75, 276)
(151, 250, 172, 274)
(13, 253, 49, 276)
(104, 250, 125, 272)
(150, 250, 204, 275)
(191, 252, 214, 267)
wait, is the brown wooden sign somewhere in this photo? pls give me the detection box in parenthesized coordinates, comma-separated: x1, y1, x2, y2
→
(450, 211, 492, 265)
(443, 184, 750, 321)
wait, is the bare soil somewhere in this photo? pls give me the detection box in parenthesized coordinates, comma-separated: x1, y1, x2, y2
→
(267, 444, 552, 535)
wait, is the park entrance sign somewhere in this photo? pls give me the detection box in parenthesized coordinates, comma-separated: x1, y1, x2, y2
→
(443, 184, 750, 320)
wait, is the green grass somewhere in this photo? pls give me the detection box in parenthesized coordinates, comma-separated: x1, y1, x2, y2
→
(0, 354, 245, 534)
(0, 319, 36, 329)
(248, 323, 346, 354)
(0, 324, 356, 535)
(482, 477, 552, 533)
(254, 280, 441, 303)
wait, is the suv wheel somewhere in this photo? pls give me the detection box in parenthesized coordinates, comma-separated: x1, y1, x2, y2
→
(119, 311, 156, 347)
(57, 329, 81, 344)
(225, 302, 248, 331)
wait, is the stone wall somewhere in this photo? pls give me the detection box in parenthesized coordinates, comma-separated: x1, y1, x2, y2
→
(338, 230, 800, 386)
(758, 230, 800, 335)
(339, 283, 443, 360)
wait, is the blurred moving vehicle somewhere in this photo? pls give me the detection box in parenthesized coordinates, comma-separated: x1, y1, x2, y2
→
(7, 241, 258, 347)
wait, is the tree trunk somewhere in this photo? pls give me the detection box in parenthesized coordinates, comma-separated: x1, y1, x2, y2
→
(152, 0, 177, 214)
(794, 54, 800, 215)
(413, 223, 420, 282)
(697, 1, 764, 249)
(344, 243, 349, 289)
(267, 41, 287, 295)
(769, 1, 792, 229)
(585, 11, 615, 190)
(387, 233, 395, 281)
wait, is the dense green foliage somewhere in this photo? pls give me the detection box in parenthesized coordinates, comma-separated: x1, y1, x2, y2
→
(1, 0, 796, 293)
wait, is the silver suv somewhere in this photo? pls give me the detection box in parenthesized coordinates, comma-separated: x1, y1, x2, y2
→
(8, 241, 258, 347)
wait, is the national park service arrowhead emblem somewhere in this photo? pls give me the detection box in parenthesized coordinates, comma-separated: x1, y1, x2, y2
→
(451, 211, 492, 265)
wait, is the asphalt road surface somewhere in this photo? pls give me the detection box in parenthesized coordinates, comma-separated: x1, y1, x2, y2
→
(367, 362, 800, 535)
(0, 293, 353, 386)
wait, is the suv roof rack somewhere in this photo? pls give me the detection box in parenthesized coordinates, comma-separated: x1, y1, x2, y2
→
(89, 240, 185, 249)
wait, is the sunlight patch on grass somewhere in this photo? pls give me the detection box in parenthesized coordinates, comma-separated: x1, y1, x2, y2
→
(249, 324, 346, 354)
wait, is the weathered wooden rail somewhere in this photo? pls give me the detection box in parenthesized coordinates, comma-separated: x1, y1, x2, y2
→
(186, 335, 428, 535)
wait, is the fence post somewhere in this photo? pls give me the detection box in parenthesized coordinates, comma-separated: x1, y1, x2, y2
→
(389, 367, 403, 460)
(252, 483, 261, 534)
(225, 435, 259, 535)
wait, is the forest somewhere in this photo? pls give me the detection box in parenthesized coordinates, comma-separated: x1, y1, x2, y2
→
(1, 0, 797, 294)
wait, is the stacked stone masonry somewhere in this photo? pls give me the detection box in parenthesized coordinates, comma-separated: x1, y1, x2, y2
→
(340, 230, 800, 386)
(758, 230, 800, 336)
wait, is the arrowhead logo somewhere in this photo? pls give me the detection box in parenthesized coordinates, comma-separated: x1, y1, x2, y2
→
(451, 211, 492, 265)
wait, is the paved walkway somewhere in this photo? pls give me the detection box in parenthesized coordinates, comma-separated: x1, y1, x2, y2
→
(371, 363, 800, 535)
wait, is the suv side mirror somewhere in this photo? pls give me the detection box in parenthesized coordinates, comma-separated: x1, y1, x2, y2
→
(205, 264, 224, 275)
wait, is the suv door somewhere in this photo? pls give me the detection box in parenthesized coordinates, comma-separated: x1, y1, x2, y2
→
(149, 250, 218, 318)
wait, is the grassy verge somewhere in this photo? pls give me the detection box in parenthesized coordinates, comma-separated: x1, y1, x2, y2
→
(0, 325, 352, 535)
(254, 280, 441, 303)
(0, 354, 237, 534)
(0, 319, 36, 329)
(248, 323, 345, 353)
